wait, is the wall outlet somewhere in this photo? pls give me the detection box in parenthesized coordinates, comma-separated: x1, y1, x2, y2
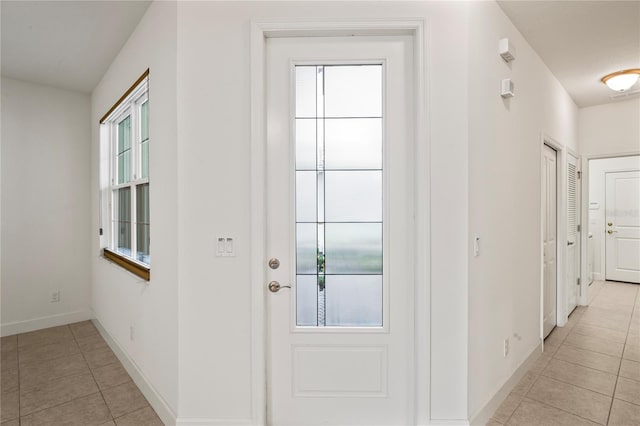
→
(504, 338, 510, 357)
(50, 290, 60, 303)
(130, 325, 135, 341)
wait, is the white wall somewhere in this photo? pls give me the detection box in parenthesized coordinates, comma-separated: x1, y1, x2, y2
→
(90, 1, 178, 422)
(1, 78, 91, 335)
(176, 1, 469, 422)
(588, 156, 640, 281)
(579, 98, 640, 157)
(467, 1, 579, 420)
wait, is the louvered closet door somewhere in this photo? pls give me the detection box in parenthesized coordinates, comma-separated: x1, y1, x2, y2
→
(566, 153, 580, 313)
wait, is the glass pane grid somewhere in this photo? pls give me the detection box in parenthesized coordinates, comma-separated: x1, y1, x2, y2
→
(295, 64, 383, 328)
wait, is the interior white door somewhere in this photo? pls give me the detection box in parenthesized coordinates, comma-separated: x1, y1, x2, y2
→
(266, 36, 415, 425)
(543, 145, 557, 338)
(566, 153, 580, 313)
(605, 171, 640, 283)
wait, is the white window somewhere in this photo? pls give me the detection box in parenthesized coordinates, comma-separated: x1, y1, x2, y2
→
(100, 71, 150, 279)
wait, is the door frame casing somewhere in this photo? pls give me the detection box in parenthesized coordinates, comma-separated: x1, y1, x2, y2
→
(250, 19, 429, 425)
(566, 149, 581, 314)
(540, 135, 565, 342)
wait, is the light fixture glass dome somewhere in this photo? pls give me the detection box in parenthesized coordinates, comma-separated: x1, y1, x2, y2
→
(601, 69, 640, 92)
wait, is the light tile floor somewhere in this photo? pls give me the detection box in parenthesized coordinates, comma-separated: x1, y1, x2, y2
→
(0, 321, 163, 425)
(489, 280, 640, 426)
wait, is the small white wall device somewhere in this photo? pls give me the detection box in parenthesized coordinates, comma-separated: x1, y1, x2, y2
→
(499, 38, 516, 63)
(501, 79, 515, 98)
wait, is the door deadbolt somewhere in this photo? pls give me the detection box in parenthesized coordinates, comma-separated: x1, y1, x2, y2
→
(608, 222, 613, 227)
(268, 258, 280, 269)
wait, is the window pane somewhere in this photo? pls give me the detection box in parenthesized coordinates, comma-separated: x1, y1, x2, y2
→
(325, 275, 382, 326)
(118, 116, 131, 152)
(296, 223, 317, 274)
(141, 101, 149, 141)
(296, 66, 316, 118)
(296, 275, 318, 326)
(118, 151, 130, 184)
(117, 115, 131, 184)
(325, 118, 382, 170)
(141, 102, 149, 179)
(324, 66, 382, 118)
(325, 171, 382, 222)
(295, 119, 316, 170)
(114, 187, 131, 256)
(325, 223, 382, 274)
(296, 171, 316, 222)
(136, 183, 150, 264)
(141, 140, 149, 179)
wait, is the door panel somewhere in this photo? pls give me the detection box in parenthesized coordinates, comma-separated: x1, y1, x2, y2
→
(543, 145, 557, 338)
(266, 36, 414, 425)
(566, 153, 580, 313)
(605, 171, 640, 283)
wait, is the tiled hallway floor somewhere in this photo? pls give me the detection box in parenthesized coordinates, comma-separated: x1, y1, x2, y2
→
(1, 321, 164, 425)
(489, 280, 640, 425)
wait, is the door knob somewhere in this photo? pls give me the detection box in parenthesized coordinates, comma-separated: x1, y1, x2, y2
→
(567, 241, 575, 246)
(608, 222, 613, 226)
(268, 281, 291, 293)
(607, 230, 618, 234)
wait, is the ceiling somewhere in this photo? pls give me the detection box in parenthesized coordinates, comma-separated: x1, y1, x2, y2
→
(498, 0, 640, 108)
(1, 1, 638, 106)
(1, 1, 151, 93)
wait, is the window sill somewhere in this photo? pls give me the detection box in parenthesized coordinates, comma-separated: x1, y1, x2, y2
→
(103, 248, 150, 281)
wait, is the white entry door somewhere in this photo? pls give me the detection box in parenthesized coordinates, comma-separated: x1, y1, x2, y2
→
(265, 36, 415, 425)
(566, 153, 580, 313)
(542, 145, 557, 337)
(605, 171, 640, 283)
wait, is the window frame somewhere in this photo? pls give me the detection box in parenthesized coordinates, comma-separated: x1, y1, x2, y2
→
(100, 70, 150, 280)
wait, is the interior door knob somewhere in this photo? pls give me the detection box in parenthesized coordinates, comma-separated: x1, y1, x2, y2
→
(607, 229, 618, 234)
(268, 281, 291, 293)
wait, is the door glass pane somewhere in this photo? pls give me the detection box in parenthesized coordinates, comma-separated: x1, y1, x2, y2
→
(114, 187, 131, 257)
(324, 223, 382, 274)
(296, 275, 319, 326)
(294, 64, 383, 327)
(325, 275, 382, 326)
(296, 171, 316, 222)
(324, 65, 382, 118)
(325, 171, 382, 222)
(325, 118, 382, 170)
(117, 116, 131, 184)
(136, 183, 150, 264)
(296, 223, 317, 274)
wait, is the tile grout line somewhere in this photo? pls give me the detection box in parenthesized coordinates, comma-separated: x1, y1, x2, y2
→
(69, 326, 117, 423)
(604, 284, 638, 425)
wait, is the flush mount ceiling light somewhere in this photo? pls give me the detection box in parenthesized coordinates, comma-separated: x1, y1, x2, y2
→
(601, 69, 640, 92)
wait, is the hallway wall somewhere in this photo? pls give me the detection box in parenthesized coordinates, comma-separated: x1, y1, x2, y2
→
(176, 1, 470, 423)
(90, 1, 178, 420)
(579, 98, 640, 157)
(1, 78, 91, 335)
(468, 1, 579, 420)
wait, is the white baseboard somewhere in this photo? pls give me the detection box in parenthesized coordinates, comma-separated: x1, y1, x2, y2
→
(176, 419, 254, 426)
(592, 272, 604, 281)
(1, 310, 91, 336)
(469, 342, 543, 425)
(429, 420, 470, 426)
(93, 319, 178, 426)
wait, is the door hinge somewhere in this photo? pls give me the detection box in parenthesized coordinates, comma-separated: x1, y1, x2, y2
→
(577, 170, 582, 179)
(99, 228, 103, 236)
(577, 224, 581, 232)
(577, 277, 581, 286)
